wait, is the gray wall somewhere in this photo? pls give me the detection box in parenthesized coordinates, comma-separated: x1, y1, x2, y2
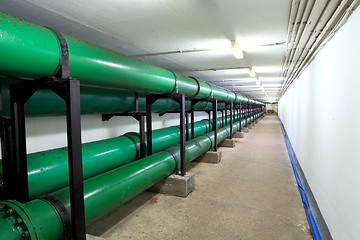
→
(278, 7, 360, 240)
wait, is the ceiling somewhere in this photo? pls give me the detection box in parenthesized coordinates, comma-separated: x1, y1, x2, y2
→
(0, 0, 358, 103)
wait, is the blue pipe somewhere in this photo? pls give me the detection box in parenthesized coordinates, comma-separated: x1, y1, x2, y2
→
(278, 116, 321, 240)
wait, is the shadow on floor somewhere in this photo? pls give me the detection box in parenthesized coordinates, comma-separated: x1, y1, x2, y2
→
(87, 158, 204, 236)
(86, 190, 158, 236)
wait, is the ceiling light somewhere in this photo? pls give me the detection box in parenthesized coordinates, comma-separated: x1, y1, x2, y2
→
(230, 40, 244, 59)
(252, 66, 281, 73)
(256, 78, 261, 85)
(249, 68, 256, 77)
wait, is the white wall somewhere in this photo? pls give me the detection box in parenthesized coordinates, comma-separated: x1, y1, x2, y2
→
(278, 8, 360, 240)
(18, 111, 208, 154)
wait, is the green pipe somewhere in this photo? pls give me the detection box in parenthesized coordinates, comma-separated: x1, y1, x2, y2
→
(0, 12, 264, 107)
(0, 83, 236, 117)
(0, 112, 264, 240)
(0, 112, 252, 200)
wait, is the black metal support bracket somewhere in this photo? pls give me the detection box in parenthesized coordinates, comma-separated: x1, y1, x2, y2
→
(218, 100, 233, 139)
(1, 28, 86, 240)
(190, 98, 218, 151)
(190, 99, 201, 139)
(102, 93, 146, 159)
(6, 78, 86, 240)
(0, 117, 12, 201)
(212, 99, 218, 151)
(229, 101, 233, 138)
(246, 103, 249, 127)
(146, 93, 186, 176)
(221, 110, 224, 127)
(238, 103, 242, 130)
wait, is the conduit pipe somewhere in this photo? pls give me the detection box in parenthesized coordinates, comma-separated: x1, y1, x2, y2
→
(0, 13, 263, 107)
(0, 112, 264, 240)
(0, 111, 258, 200)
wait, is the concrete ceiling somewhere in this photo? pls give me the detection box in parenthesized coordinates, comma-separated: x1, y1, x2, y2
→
(2, 0, 354, 103)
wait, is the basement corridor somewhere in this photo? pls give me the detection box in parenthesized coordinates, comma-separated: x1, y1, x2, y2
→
(87, 114, 312, 240)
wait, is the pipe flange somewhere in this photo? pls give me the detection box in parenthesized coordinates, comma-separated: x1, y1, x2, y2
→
(204, 82, 213, 99)
(203, 134, 214, 150)
(163, 149, 179, 173)
(123, 135, 140, 160)
(188, 76, 201, 98)
(200, 120, 210, 132)
(169, 70, 178, 94)
(45, 27, 70, 79)
(224, 127, 230, 136)
(0, 200, 37, 239)
(38, 195, 72, 240)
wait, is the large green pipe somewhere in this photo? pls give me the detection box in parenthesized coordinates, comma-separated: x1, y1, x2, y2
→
(0, 82, 236, 117)
(0, 12, 264, 107)
(0, 112, 253, 200)
(0, 112, 264, 240)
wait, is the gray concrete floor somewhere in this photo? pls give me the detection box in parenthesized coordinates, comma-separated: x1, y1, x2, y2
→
(87, 114, 313, 240)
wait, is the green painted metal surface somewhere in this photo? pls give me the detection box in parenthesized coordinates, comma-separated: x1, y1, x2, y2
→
(0, 12, 262, 109)
(0, 82, 238, 117)
(0, 112, 264, 240)
(0, 113, 244, 200)
(0, 11, 265, 240)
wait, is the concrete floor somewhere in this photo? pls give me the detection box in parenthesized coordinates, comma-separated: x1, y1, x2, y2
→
(87, 114, 313, 240)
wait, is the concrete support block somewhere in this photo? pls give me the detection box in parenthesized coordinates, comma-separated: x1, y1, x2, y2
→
(220, 139, 235, 148)
(149, 173, 195, 198)
(233, 131, 244, 138)
(196, 151, 222, 164)
(242, 127, 249, 133)
(252, 122, 255, 126)
(248, 124, 253, 129)
(87, 235, 104, 240)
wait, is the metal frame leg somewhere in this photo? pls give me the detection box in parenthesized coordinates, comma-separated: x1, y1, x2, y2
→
(213, 99, 218, 152)
(225, 108, 227, 125)
(229, 102, 233, 139)
(65, 80, 86, 240)
(222, 110, 224, 127)
(179, 95, 186, 176)
(146, 96, 153, 156)
(239, 103, 242, 130)
(208, 110, 211, 131)
(185, 111, 189, 141)
(190, 100, 195, 139)
(9, 85, 29, 202)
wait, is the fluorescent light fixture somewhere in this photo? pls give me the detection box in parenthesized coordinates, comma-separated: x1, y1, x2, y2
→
(220, 79, 257, 84)
(230, 40, 243, 59)
(249, 68, 256, 77)
(253, 66, 282, 73)
(256, 78, 261, 85)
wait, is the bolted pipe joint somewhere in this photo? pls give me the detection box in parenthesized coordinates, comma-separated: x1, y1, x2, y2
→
(0, 200, 63, 240)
